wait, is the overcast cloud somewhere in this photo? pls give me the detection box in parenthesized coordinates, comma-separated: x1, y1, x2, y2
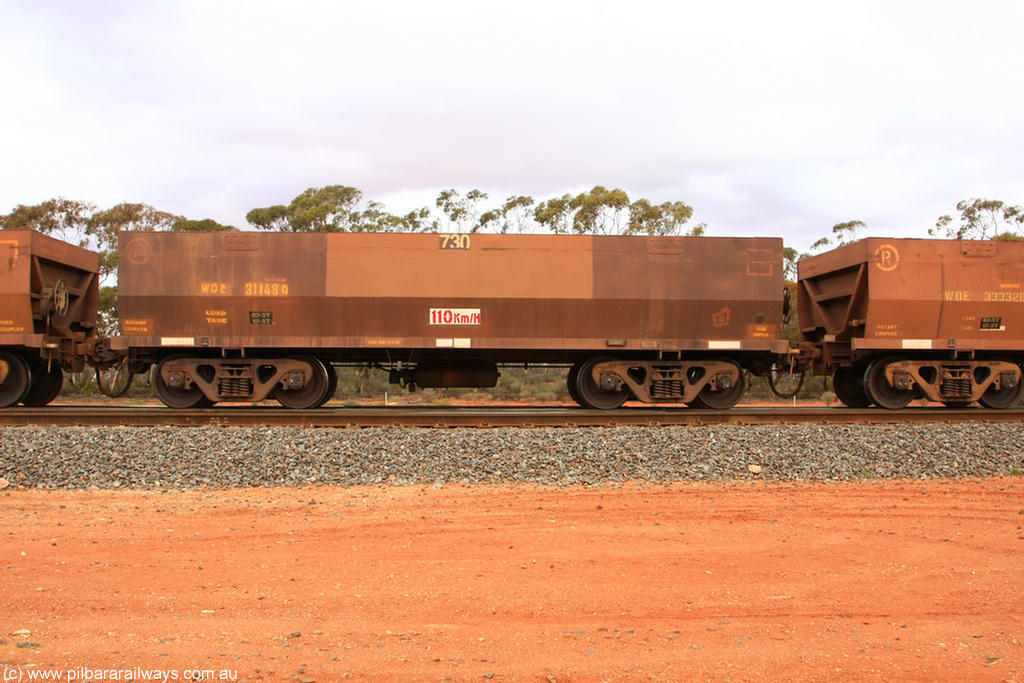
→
(1, 0, 1022, 249)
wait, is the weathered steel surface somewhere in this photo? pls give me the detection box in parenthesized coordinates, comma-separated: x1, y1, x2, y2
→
(115, 231, 788, 359)
(0, 230, 99, 365)
(1, 405, 1022, 428)
(799, 238, 1024, 357)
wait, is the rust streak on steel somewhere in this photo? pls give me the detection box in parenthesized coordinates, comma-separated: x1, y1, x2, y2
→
(1, 406, 1023, 428)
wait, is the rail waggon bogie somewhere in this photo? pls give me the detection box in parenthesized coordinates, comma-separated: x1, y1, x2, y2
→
(130, 352, 339, 410)
(567, 355, 757, 409)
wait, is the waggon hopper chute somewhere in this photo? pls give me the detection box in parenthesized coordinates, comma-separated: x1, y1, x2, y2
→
(0, 230, 100, 407)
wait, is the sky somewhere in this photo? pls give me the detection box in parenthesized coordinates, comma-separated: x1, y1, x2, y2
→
(1, 0, 1022, 251)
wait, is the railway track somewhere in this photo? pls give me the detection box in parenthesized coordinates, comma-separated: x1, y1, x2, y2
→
(2, 404, 1023, 427)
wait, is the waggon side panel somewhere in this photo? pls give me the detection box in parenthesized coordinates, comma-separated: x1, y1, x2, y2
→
(325, 233, 594, 299)
(116, 231, 787, 355)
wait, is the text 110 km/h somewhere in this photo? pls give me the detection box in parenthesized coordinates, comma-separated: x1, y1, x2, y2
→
(429, 308, 481, 325)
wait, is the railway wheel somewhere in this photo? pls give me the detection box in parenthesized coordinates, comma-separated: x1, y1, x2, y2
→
(575, 357, 630, 410)
(695, 359, 746, 410)
(273, 357, 330, 409)
(864, 356, 913, 410)
(315, 361, 339, 408)
(832, 366, 871, 408)
(566, 361, 585, 407)
(0, 351, 31, 408)
(21, 364, 65, 407)
(978, 362, 1024, 409)
(154, 356, 209, 409)
(685, 366, 710, 408)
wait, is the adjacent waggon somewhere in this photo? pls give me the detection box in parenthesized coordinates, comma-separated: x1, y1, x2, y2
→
(113, 231, 789, 409)
(2, 227, 1022, 411)
(798, 238, 1024, 409)
(0, 230, 99, 407)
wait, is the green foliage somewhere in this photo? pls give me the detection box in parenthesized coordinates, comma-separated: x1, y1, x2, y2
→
(329, 365, 571, 404)
(808, 237, 831, 252)
(806, 220, 866, 254)
(782, 246, 799, 282)
(491, 367, 568, 402)
(98, 286, 118, 336)
(478, 195, 536, 234)
(533, 193, 574, 234)
(6, 183, 706, 250)
(627, 198, 699, 236)
(88, 202, 181, 235)
(399, 207, 434, 233)
(172, 218, 236, 232)
(334, 366, 390, 396)
(245, 204, 290, 231)
(534, 187, 701, 236)
(247, 185, 431, 233)
(62, 367, 157, 399)
(780, 280, 800, 343)
(352, 201, 432, 233)
(291, 185, 362, 231)
(831, 220, 865, 244)
(570, 186, 630, 235)
(243, 185, 701, 237)
(626, 199, 660, 236)
(435, 188, 489, 233)
(251, 185, 361, 232)
(534, 186, 630, 235)
(0, 197, 95, 245)
(931, 198, 1024, 240)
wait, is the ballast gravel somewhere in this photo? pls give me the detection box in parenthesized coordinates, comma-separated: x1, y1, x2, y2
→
(2, 424, 1022, 490)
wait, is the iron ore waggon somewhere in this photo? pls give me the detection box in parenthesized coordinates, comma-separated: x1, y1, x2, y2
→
(114, 231, 789, 409)
(798, 238, 1024, 409)
(0, 230, 99, 407)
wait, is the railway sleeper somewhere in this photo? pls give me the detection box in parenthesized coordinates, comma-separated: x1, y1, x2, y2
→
(882, 359, 1022, 407)
(588, 359, 744, 406)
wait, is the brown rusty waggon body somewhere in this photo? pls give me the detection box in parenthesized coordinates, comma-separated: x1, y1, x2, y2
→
(4, 228, 1023, 412)
(0, 230, 99, 407)
(115, 231, 788, 409)
(798, 238, 1024, 408)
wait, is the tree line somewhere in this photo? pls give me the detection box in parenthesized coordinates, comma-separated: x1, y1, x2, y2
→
(780, 198, 1024, 281)
(245, 185, 706, 237)
(3, 188, 1020, 287)
(1, 185, 706, 274)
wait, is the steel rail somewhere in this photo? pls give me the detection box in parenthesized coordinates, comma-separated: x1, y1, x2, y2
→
(1, 405, 1023, 428)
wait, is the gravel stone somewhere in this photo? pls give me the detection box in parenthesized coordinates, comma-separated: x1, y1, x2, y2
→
(0, 424, 1022, 490)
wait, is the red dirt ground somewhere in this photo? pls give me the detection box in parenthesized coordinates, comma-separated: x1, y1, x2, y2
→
(2, 479, 1023, 682)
